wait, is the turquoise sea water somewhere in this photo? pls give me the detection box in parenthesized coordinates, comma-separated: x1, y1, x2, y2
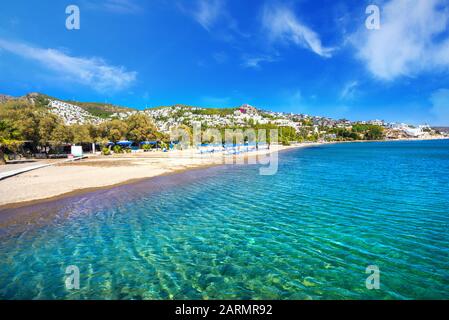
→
(0, 140, 449, 299)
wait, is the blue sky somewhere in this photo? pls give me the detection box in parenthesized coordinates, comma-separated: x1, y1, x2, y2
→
(1, 0, 449, 125)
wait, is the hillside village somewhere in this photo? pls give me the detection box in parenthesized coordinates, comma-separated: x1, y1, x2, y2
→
(1, 93, 447, 142)
(48, 98, 445, 141)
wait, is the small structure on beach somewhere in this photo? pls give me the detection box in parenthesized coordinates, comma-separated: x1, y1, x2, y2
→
(71, 146, 83, 157)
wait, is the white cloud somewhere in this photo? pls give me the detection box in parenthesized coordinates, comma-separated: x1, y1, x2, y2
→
(83, 0, 142, 14)
(352, 0, 449, 80)
(0, 38, 137, 92)
(340, 81, 359, 100)
(213, 52, 228, 64)
(193, 0, 223, 31)
(179, 0, 245, 42)
(262, 4, 334, 58)
(430, 89, 449, 125)
(242, 55, 276, 69)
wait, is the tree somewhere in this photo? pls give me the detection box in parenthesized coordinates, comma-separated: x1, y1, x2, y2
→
(0, 144, 6, 165)
(126, 113, 158, 143)
(82, 123, 107, 145)
(0, 99, 170, 157)
(34, 95, 50, 108)
(0, 119, 21, 165)
(99, 119, 128, 143)
(71, 124, 92, 145)
(0, 99, 68, 152)
(39, 113, 62, 152)
(351, 124, 384, 140)
(50, 124, 73, 146)
(279, 126, 297, 142)
(0, 100, 41, 147)
(365, 125, 384, 140)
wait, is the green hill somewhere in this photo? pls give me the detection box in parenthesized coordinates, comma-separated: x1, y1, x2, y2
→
(63, 100, 136, 118)
(1, 92, 241, 119)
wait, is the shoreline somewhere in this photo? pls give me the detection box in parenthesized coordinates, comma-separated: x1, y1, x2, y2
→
(0, 164, 220, 212)
(0, 143, 319, 210)
(0, 138, 447, 210)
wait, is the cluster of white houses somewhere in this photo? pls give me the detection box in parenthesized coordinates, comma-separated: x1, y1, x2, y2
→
(46, 100, 444, 139)
(49, 100, 104, 125)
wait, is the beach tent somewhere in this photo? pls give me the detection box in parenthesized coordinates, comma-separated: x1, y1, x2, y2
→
(169, 141, 180, 150)
(140, 141, 158, 146)
(116, 141, 134, 148)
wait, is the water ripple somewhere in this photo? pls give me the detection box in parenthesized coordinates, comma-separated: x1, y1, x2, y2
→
(0, 141, 449, 299)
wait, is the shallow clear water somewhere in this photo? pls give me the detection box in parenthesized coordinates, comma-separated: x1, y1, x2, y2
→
(1, 140, 449, 300)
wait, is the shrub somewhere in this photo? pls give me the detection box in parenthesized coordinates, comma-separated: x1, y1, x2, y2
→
(142, 144, 151, 151)
(102, 147, 111, 156)
(112, 145, 123, 154)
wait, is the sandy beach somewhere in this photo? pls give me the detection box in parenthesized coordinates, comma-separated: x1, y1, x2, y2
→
(0, 144, 318, 208)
